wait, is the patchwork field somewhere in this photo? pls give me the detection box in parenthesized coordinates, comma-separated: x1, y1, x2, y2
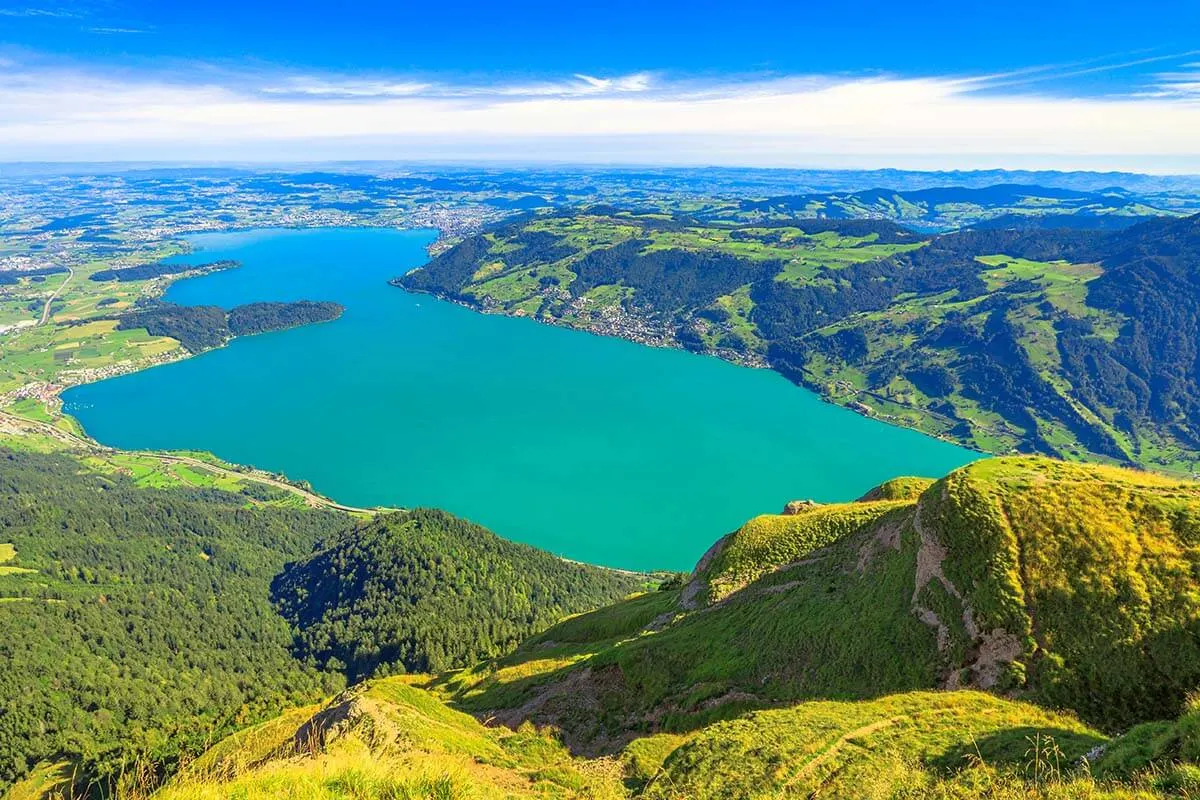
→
(0, 254, 185, 395)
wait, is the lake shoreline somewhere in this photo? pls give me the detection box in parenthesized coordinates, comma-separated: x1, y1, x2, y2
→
(391, 281, 984, 456)
(62, 226, 980, 572)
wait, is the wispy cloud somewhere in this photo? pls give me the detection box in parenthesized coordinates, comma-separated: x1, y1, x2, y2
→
(0, 58, 1197, 169)
(86, 26, 149, 34)
(952, 50, 1200, 94)
(254, 72, 652, 99)
(473, 72, 654, 97)
(572, 73, 651, 93)
(1146, 63, 1200, 98)
(260, 79, 431, 98)
(0, 6, 78, 17)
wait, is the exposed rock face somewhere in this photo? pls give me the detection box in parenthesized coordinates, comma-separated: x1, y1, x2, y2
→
(969, 628, 1025, 690)
(679, 535, 728, 610)
(782, 499, 820, 515)
(290, 686, 391, 754)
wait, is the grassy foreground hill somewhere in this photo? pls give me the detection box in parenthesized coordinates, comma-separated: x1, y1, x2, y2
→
(82, 674, 1200, 799)
(436, 457, 1200, 748)
(398, 209, 1200, 474)
(44, 454, 1200, 800)
(126, 678, 1133, 800)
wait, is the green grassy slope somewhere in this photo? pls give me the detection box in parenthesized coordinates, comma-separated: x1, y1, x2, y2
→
(130, 676, 1200, 800)
(434, 496, 945, 751)
(925, 458, 1200, 728)
(152, 676, 629, 800)
(858, 475, 936, 500)
(433, 457, 1200, 751)
(690, 497, 910, 603)
(642, 691, 1105, 799)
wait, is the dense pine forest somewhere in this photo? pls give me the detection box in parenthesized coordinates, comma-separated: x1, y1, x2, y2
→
(272, 509, 644, 680)
(0, 450, 347, 790)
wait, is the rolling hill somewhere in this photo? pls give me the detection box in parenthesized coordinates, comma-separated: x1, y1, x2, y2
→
(728, 183, 1174, 231)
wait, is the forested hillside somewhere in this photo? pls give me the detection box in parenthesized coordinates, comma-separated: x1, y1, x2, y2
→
(398, 209, 1200, 473)
(0, 449, 349, 791)
(0, 450, 639, 796)
(89, 259, 239, 283)
(272, 509, 644, 681)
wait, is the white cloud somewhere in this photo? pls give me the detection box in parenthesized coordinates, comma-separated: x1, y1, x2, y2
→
(0, 61, 1197, 169)
(1151, 68, 1200, 98)
(252, 71, 651, 100)
(477, 72, 653, 97)
(572, 73, 651, 93)
(0, 7, 78, 17)
(260, 79, 432, 98)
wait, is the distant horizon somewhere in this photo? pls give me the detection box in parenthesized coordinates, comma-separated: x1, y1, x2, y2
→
(2, 159, 1199, 179)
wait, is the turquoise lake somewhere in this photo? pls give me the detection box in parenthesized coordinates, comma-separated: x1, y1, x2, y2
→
(63, 227, 979, 571)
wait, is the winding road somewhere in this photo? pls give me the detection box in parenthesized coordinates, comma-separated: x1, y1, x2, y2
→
(38, 267, 74, 326)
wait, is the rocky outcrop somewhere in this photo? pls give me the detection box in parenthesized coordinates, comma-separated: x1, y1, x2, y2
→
(781, 499, 819, 515)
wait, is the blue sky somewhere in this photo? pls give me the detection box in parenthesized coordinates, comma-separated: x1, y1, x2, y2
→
(1, 0, 1198, 169)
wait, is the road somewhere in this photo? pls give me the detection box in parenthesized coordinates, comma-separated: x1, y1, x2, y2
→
(38, 267, 74, 326)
